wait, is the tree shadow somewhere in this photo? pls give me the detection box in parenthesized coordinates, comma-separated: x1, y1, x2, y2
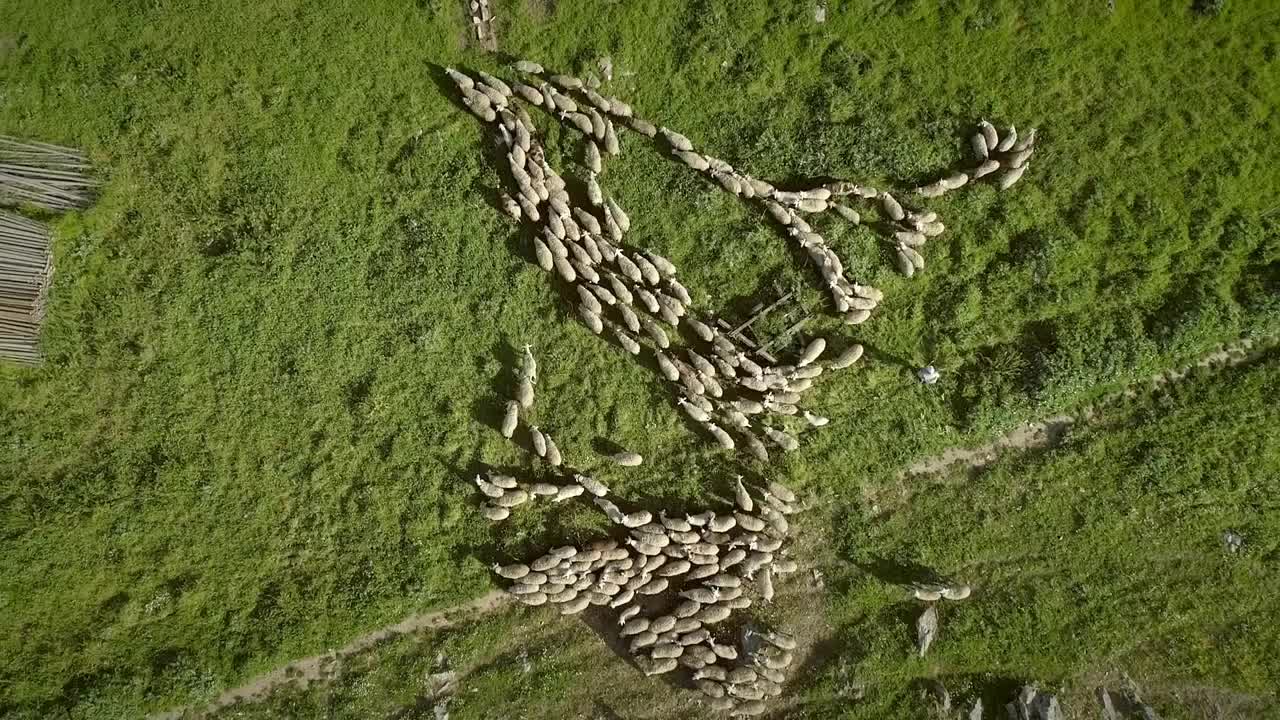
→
(860, 342, 917, 374)
(855, 554, 944, 587)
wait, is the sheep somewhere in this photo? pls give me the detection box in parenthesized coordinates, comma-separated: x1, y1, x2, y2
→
(478, 71, 511, 97)
(610, 588, 636, 608)
(844, 308, 872, 325)
(626, 116, 658, 136)
(578, 304, 604, 334)
(612, 327, 642, 355)
(706, 573, 742, 589)
(689, 351, 717, 377)
(495, 489, 530, 508)
(657, 559, 692, 577)
(587, 109, 607, 140)
(559, 595, 592, 615)
(650, 643, 684, 660)
(735, 512, 766, 533)
(603, 197, 631, 233)
(942, 584, 972, 600)
(574, 474, 609, 497)
(530, 483, 559, 498)
(803, 411, 830, 427)
(881, 192, 906, 221)
(633, 285, 660, 312)
(629, 631, 659, 653)
(685, 317, 715, 343)
(627, 537, 662, 556)
(476, 83, 508, 108)
(674, 150, 710, 171)
(655, 351, 682, 382)
(999, 163, 1028, 190)
(680, 587, 721, 604)
(603, 121, 621, 155)
(763, 426, 800, 451)
(996, 124, 1017, 152)
(896, 230, 926, 246)
(901, 244, 925, 272)
(742, 430, 768, 458)
(550, 73, 582, 90)
(979, 120, 999, 154)
(734, 476, 755, 512)
(514, 59, 544, 74)
(501, 400, 520, 438)
(697, 679, 727, 698)
(975, 157, 1002, 180)
(516, 376, 535, 410)
(695, 604, 733, 624)
(615, 253, 644, 283)
(729, 684, 765, 701)
(917, 182, 948, 198)
(582, 140, 602, 173)
(544, 434, 563, 466)
(659, 127, 694, 151)
(773, 558, 798, 574)
(553, 484, 584, 502)
(833, 204, 862, 223)
(633, 254, 661, 285)
(474, 474, 505, 498)
(546, 587, 578, 603)
(621, 617, 651, 636)
(585, 172, 604, 206)
(798, 337, 827, 367)
(706, 422, 736, 450)
(913, 586, 944, 601)
(515, 590, 546, 605)
(582, 87, 611, 112)
(611, 451, 644, 467)
(685, 510, 714, 527)
(1012, 126, 1038, 151)
(487, 473, 519, 490)
(493, 562, 530, 580)
(971, 131, 989, 160)
(1005, 147, 1033, 169)
(640, 317, 670, 349)
(553, 255, 577, 283)
(621, 509, 653, 528)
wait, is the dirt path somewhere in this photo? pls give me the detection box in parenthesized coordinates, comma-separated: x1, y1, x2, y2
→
(151, 590, 509, 719)
(896, 334, 1276, 480)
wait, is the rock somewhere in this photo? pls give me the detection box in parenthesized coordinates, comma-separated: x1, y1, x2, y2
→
(917, 606, 937, 657)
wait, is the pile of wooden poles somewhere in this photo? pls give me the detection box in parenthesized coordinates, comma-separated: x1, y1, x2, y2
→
(0, 211, 51, 364)
(0, 135, 96, 212)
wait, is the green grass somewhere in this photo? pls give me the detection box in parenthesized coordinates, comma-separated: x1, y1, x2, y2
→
(1, 0, 1278, 717)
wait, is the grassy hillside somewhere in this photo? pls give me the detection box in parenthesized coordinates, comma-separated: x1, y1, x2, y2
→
(1, 0, 1277, 717)
(201, 353, 1280, 720)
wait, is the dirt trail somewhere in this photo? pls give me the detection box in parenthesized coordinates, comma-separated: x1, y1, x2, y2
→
(151, 590, 509, 719)
(897, 334, 1275, 480)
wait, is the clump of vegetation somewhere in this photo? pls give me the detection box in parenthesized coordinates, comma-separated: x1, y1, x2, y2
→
(1194, 0, 1226, 16)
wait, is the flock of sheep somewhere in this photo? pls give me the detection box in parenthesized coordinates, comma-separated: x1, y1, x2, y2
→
(448, 61, 884, 461)
(494, 470, 805, 713)
(448, 58, 1034, 715)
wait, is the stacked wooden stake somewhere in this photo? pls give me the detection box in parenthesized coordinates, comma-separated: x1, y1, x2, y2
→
(0, 211, 51, 364)
(0, 136, 96, 212)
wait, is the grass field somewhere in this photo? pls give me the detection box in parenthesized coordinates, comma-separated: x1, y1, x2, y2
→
(1, 0, 1278, 717)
